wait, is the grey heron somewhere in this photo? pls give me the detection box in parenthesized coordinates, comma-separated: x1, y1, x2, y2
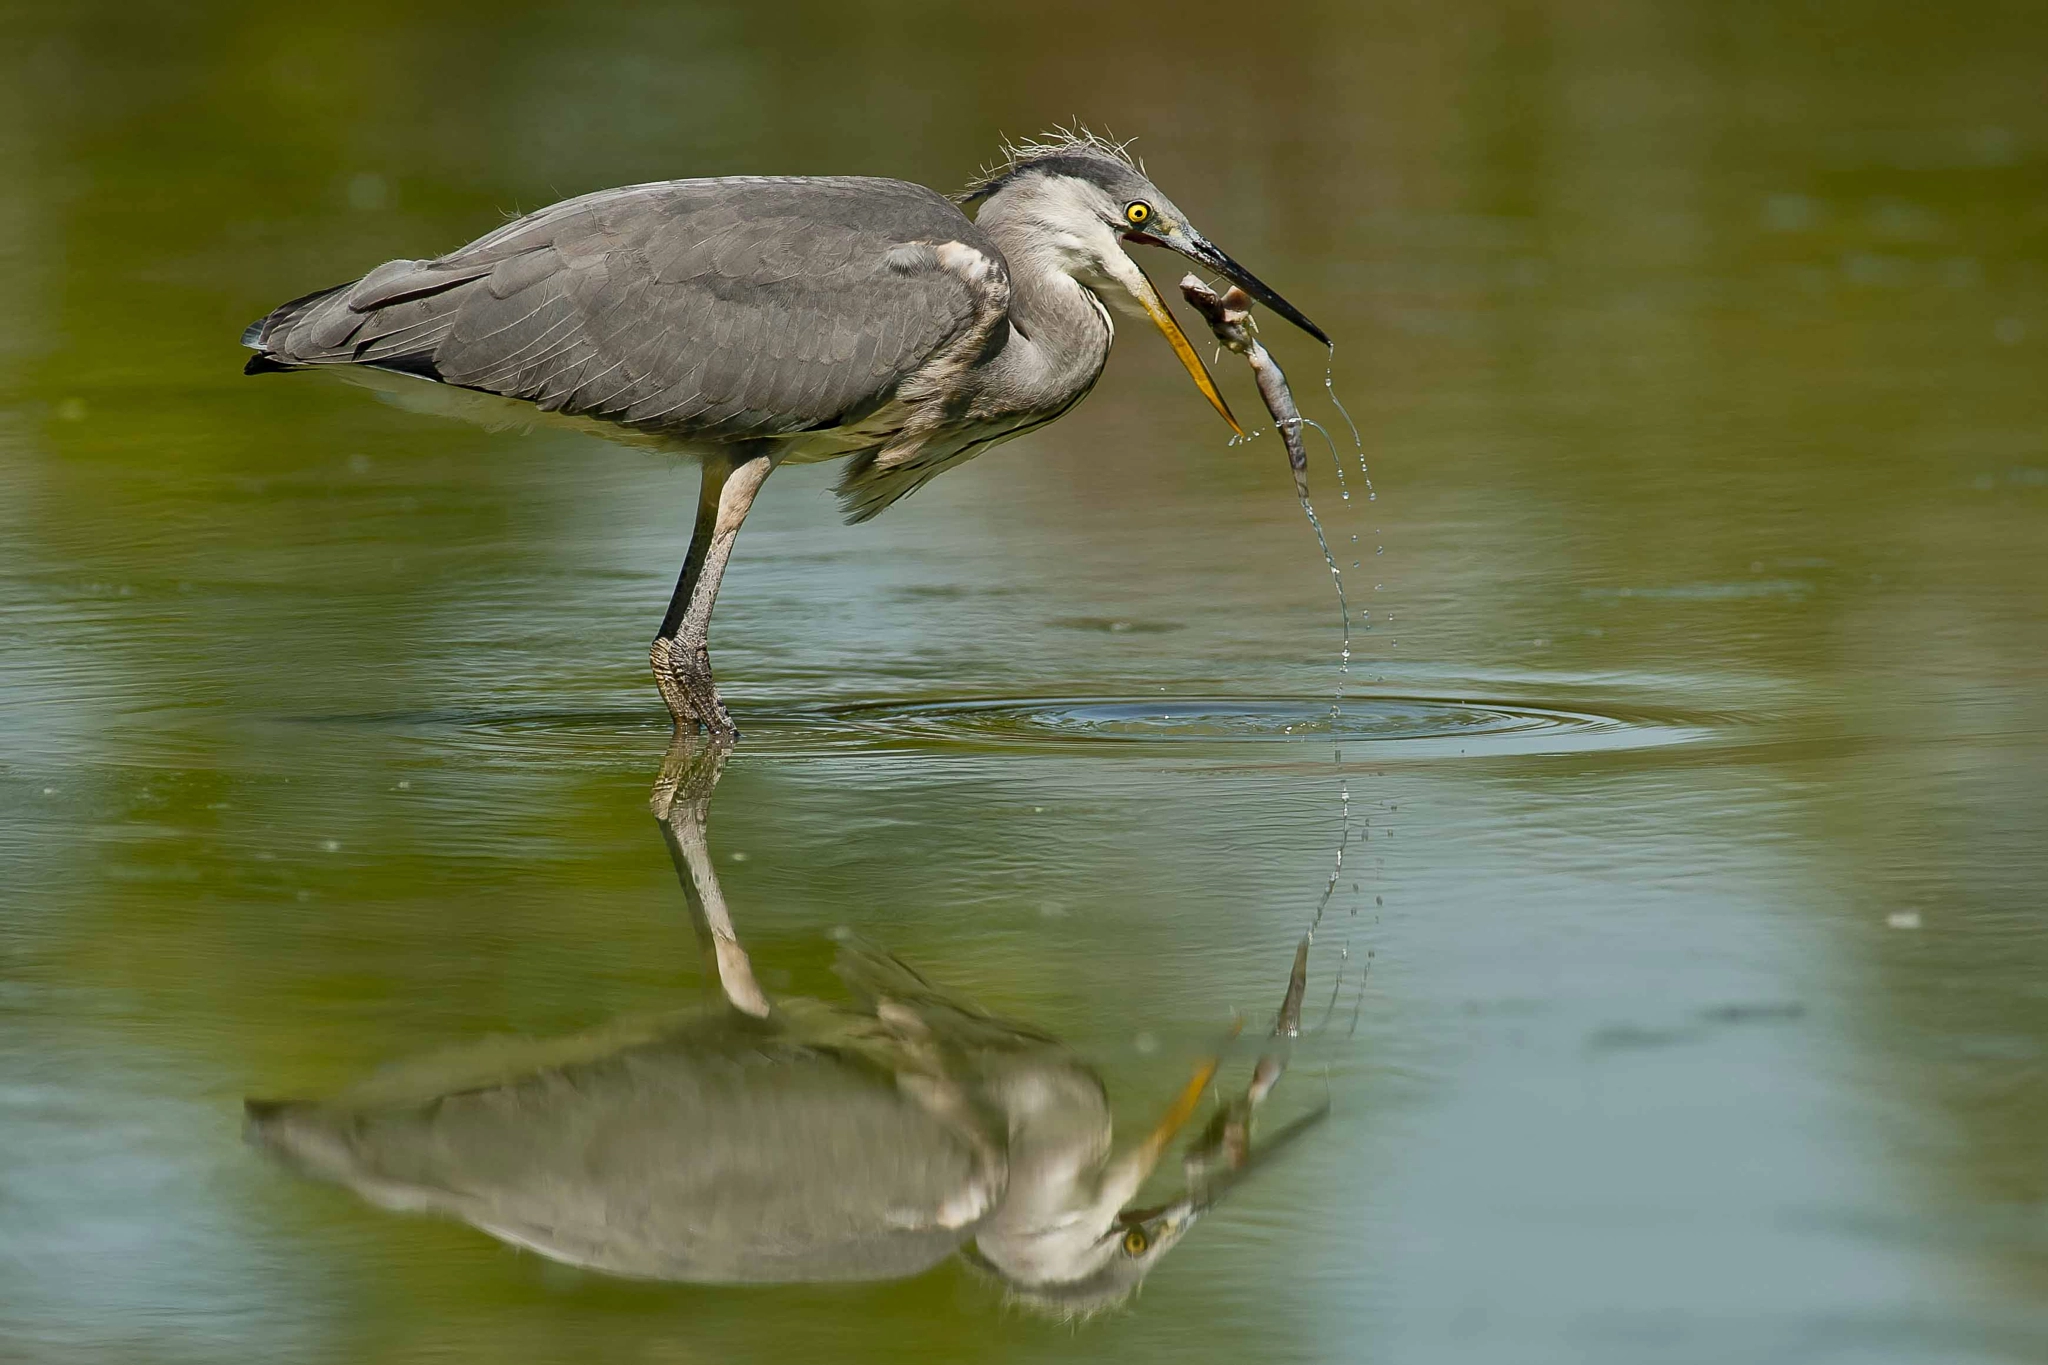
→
(244, 739, 1326, 1311)
(241, 133, 1329, 741)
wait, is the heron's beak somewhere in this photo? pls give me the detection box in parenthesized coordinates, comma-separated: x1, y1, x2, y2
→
(1151, 228, 1331, 348)
(1121, 266, 1244, 437)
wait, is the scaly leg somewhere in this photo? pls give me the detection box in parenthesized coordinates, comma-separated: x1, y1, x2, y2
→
(650, 448, 775, 743)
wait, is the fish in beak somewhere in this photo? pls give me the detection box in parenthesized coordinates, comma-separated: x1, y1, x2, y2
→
(1118, 222, 1329, 436)
(1163, 228, 1330, 348)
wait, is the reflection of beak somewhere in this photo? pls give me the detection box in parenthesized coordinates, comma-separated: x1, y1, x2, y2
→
(1124, 1099, 1332, 1231)
(1191, 1100, 1330, 1209)
(1103, 1055, 1221, 1204)
(1138, 228, 1330, 348)
(1136, 1055, 1221, 1175)
(1122, 266, 1244, 437)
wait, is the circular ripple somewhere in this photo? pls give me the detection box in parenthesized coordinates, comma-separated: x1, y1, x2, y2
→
(832, 695, 1719, 757)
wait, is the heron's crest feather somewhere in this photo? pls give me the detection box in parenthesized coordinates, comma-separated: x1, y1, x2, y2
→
(956, 125, 1143, 205)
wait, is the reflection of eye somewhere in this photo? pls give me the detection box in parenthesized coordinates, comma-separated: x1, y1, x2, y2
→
(1121, 1227, 1149, 1256)
(1124, 201, 1152, 226)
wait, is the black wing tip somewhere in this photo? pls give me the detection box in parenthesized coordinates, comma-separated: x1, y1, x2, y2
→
(243, 352, 299, 376)
(363, 352, 445, 383)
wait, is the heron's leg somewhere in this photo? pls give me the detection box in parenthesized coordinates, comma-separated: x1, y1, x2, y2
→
(650, 449, 775, 742)
(649, 462, 725, 727)
(651, 732, 770, 1017)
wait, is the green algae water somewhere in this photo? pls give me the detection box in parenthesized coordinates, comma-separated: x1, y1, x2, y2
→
(4, 3, 2048, 1361)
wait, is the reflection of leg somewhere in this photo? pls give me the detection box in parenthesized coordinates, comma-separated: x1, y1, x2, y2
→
(650, 448, 775, 744)
(652, 733, 770, 1017)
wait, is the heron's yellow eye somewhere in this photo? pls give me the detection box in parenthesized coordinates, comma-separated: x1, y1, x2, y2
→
(1125, 201, 1152, 227)
(1121, 1228, 1149, 1256)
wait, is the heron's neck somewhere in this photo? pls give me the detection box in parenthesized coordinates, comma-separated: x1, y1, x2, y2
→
(972, 186, 1114, 405)
(967, 1053, 1121, 1284)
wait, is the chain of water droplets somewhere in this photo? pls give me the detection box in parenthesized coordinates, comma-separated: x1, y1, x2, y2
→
(1223, 347, 1388, 1036)
(1304, 355, 1383, 1038)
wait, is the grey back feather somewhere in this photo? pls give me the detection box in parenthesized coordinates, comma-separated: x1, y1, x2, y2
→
(245, 177, 1004, 456)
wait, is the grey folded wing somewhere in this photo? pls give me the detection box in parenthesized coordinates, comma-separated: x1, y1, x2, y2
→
(243, 176, 1003, 443)
(247, 1030, 1003, 1284)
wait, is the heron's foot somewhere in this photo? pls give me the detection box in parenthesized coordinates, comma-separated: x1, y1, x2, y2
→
(651, 637, 739, 744)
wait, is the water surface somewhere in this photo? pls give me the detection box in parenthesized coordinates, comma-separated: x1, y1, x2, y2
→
(3, 2, 2046, 1362)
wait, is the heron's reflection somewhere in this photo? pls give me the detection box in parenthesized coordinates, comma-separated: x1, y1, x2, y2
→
(247, 741, 1325, 1313)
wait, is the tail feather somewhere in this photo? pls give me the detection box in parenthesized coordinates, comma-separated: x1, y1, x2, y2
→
(240, 280, 354, 373)
(242, 280, 352, 347)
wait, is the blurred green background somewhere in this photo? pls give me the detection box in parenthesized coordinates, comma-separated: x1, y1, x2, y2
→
(2, 1, 2045, 1362)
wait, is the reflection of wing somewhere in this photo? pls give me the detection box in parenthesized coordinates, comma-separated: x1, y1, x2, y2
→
(247, 1011, 998, 1283)
(243, 178, 1001, 442)
(835, 941, 1067, 1053)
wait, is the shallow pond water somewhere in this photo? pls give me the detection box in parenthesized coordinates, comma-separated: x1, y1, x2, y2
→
(3, 3, 2047, 1363)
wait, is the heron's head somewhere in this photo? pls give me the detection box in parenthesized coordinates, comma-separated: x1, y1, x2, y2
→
(963, 1050, 1329, 1320)
(966, 1107, 1330, 1320)
(965, 1199, 1201, 1321)
(961, 131, 1328, 436)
